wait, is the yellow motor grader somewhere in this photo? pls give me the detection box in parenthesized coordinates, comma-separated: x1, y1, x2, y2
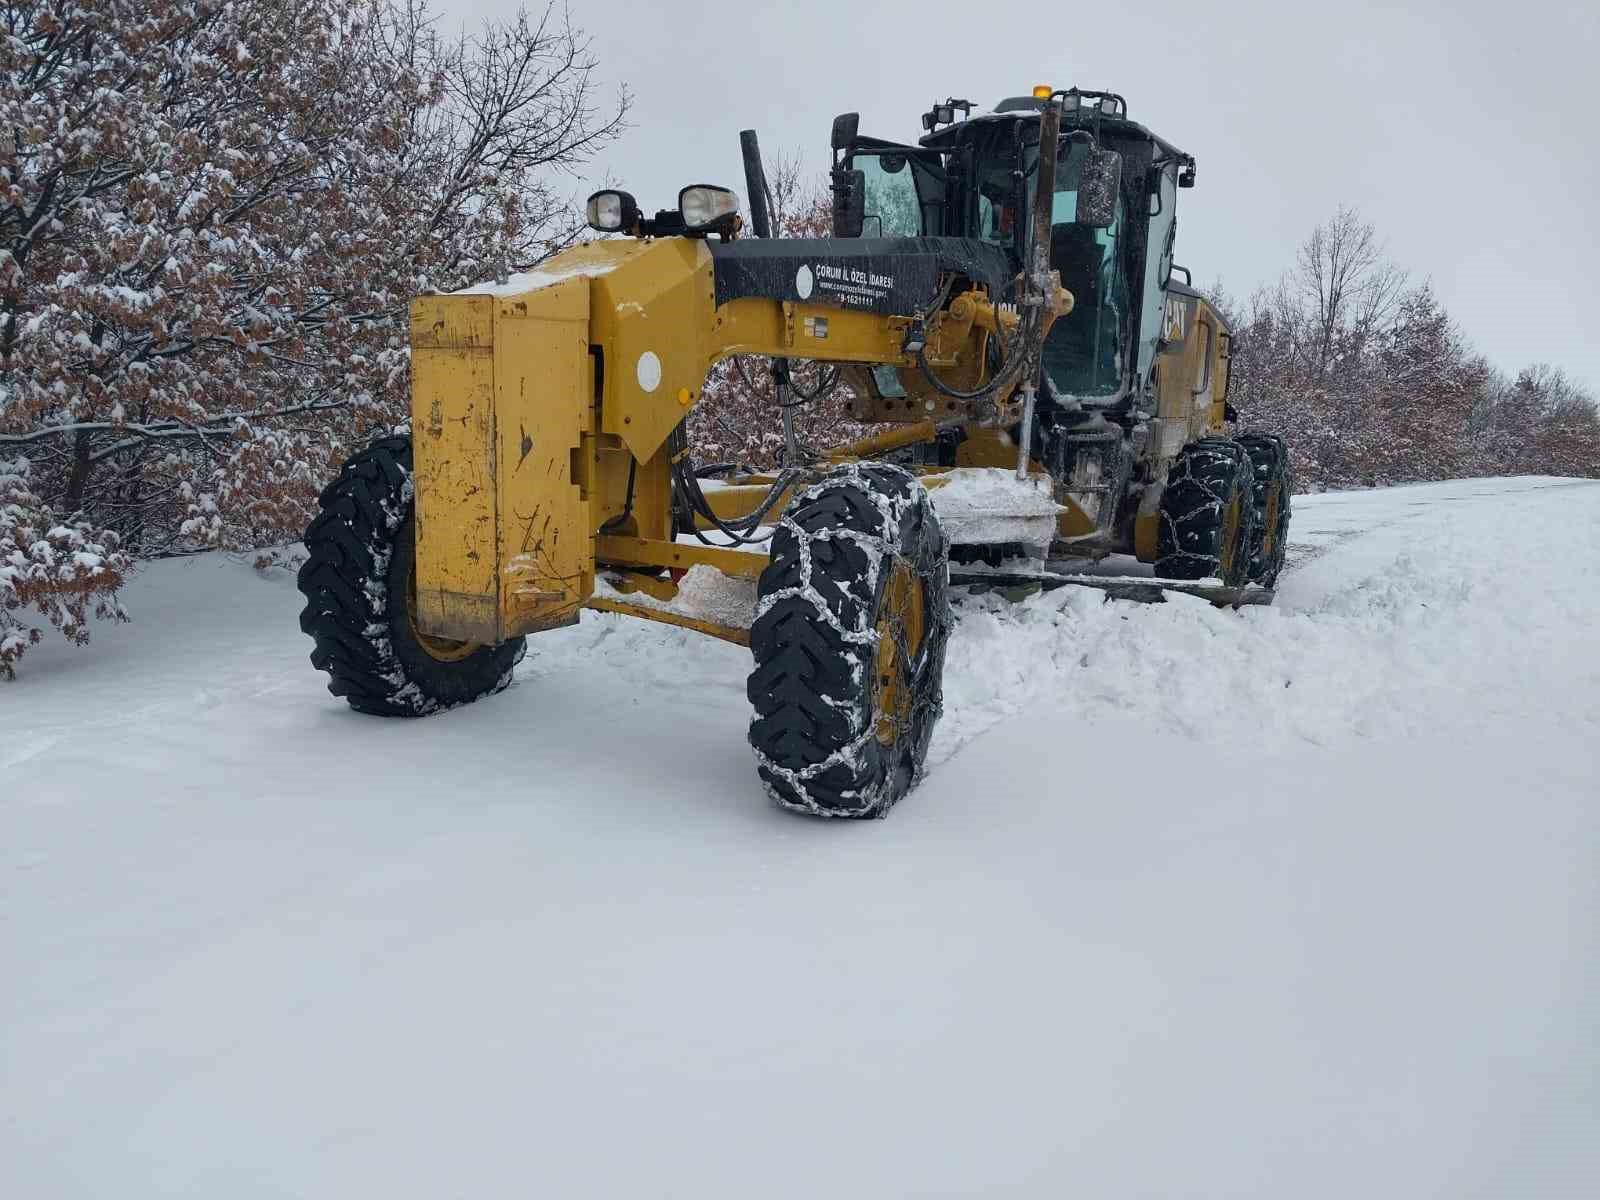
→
(297, 87, 1292, 817)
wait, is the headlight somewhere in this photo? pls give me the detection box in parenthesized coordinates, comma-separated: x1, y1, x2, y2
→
(585, 189, 638, 233)
(678, 185, 739, 233)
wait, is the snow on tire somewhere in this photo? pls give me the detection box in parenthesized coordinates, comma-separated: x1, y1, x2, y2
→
(296, 434, 523, 717)
(746, 463, 950, 818)
(1156, 437, 1259, 586)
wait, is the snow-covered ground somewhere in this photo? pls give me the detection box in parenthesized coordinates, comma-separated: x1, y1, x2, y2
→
(5, 476, 1597, 1199)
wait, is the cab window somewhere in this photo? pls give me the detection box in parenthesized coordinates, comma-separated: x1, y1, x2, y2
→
(1136, 164, 1178, 381)
(855, 152, 940, 237)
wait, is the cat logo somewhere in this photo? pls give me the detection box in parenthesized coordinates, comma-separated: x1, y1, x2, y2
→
(1163, 294, 1186, 341)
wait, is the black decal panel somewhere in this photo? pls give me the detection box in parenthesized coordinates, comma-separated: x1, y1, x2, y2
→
(709, 237, 1012, 316)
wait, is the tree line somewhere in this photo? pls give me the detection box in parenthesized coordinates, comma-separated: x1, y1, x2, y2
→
(1216, 206, 1600, 488)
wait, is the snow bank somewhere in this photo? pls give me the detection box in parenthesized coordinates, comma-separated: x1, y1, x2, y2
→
(938, 476, 1600, 762)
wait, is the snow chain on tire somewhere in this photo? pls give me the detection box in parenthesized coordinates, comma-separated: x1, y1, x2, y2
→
(1237, 433, 1293, 587)
(1156, 437, 1259, 586)
(747, 463, 951, 818)
(296, 434, 524, 717)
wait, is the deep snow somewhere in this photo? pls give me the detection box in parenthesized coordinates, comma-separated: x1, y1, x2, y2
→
(4, 477, 1598, 1198)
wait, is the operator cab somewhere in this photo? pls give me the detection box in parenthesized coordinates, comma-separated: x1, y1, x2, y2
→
(831, 88, 1196, 412)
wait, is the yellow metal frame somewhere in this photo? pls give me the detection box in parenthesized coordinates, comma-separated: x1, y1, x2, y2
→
(594, 533, 767, 580)
(409, 237, 1071, 645)
(584, 596, 751, 647)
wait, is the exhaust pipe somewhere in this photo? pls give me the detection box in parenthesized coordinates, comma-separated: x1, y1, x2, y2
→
(738, 129, 799, 462)
(739, 130, 773, 240)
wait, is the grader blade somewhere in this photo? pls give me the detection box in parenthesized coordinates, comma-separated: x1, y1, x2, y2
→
(951, 564, 1276, 607)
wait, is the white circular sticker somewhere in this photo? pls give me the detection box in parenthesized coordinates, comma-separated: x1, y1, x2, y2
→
(795, 264, 814, 300)
(636, 350, 662, 393)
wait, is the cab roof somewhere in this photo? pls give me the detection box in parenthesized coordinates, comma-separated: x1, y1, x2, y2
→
(919, 96, 1189, 164)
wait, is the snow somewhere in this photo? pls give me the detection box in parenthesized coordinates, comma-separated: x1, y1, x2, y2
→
(450, 259, 618, 298)
(593, 563, 756, 627)
(927, 465, 1062, 546)
(4, 476, 1598, 1198)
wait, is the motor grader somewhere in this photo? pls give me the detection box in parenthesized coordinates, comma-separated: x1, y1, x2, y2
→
(296, 87, 1292, 818)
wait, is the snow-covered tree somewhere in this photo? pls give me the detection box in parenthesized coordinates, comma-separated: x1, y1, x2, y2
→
(1292, 205, 1407, 382)
(0, 0, 624, 672)
(1489, 364, 1600, 478)
(1223, 208, 1599, 490)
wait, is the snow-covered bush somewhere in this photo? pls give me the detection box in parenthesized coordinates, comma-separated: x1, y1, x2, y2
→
(1, 456, 128, 677)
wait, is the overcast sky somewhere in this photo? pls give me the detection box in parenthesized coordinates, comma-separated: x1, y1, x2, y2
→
(445, 0, 1600, 394)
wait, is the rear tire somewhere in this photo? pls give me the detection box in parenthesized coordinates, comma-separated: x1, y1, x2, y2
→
(1237, 433, 1292, 587)
(296, 434, 524, 716)
(1156, 438, 1257, 586)
(747, 463, 950, 818)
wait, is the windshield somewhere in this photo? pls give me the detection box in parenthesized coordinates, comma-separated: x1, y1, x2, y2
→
(973, 137, 1128, 399)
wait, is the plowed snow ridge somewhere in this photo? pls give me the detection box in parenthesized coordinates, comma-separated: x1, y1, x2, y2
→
(4, 476, 1597, 1199)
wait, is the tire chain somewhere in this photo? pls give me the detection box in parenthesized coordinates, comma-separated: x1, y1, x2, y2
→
(747, 463, 950, 818)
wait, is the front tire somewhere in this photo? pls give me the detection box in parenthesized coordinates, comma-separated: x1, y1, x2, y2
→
(747, 463, 950, 818)
(1156, 438, 1258, 586)
(296, 434, 524, 716)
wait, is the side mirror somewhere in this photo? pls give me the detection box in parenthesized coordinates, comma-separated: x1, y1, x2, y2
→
(831, 167, 865, 238)
(1077, 145, 1122, 229)
(831, 112, 859, 153)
